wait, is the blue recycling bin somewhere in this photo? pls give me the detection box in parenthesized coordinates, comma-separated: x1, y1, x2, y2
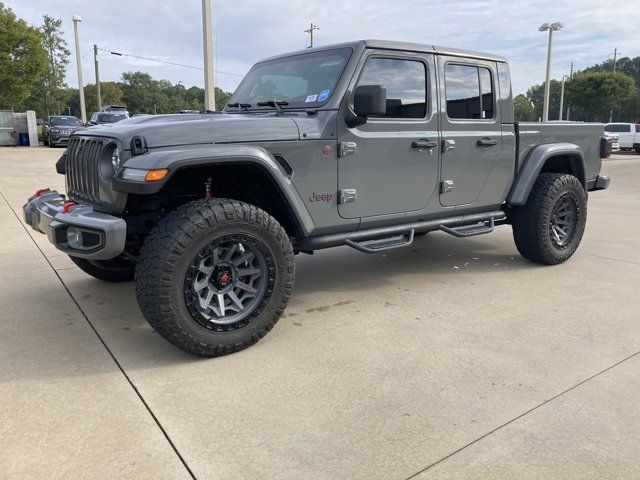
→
(18, 133, 29, 146)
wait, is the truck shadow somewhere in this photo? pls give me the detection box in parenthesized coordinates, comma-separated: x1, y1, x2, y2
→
(3, 229, 545, 381)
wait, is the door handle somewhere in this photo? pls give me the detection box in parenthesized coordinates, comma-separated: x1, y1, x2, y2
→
(476, 138, 498, 147)
(411, 140, 438, 150)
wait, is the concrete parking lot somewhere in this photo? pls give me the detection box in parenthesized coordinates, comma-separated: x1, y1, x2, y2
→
(1, 147, 639, 479)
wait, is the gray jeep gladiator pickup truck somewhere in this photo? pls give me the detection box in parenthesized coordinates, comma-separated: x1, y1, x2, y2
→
(24, 40, 611, 357)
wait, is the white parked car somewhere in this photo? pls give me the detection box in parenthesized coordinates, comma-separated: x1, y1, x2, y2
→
(604, 123, 640, 153)
(605, 132, 620, 152)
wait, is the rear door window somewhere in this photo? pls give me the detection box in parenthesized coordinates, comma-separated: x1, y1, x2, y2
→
(445, 64, 494, 120)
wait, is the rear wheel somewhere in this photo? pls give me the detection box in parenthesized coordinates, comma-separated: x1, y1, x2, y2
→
(512, 173, 587, 265)
(135, 198, 294, 357)
(70, 256, 136, 282)
(634, 146, 640, 155)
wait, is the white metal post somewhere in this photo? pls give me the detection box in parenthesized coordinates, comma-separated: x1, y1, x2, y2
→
(202, 0, 215, 110)
(73, 15, 87, 123)
(542, 28, 553, 123)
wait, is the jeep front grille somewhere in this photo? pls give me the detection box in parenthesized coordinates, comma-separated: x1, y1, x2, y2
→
(66, 136, 105, 204)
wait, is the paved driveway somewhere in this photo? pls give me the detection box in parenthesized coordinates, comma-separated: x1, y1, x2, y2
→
(1, 147, 639, 479)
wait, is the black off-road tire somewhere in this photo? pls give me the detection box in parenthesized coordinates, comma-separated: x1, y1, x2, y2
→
(634, 146, 640, 155)
(512, 173, 587, 265)
(70, 256, 136, 282)
(135, 198, 294, 357)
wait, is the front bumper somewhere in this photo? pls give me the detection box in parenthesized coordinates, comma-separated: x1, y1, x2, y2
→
(23, 189, 126, 260)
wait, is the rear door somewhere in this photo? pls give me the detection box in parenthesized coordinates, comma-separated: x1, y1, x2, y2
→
(438, 57, 504, 207)
(336, 52, 440, 219)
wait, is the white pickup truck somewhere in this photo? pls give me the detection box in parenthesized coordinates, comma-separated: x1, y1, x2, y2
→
(604, 123, 640, 153)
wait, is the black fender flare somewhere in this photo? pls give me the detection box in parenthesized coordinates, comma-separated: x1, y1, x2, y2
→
(507, 143, 586, 206)
(112, 144, 315, 236)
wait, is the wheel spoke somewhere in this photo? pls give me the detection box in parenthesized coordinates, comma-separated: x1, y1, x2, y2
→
(216, 293, 226, 317)
(222, 244, 237, 262)
(237, 267, 261, 277)
(232, 251, 255, 266)
(227, 290, 244, 310)
(198, 288, 214, 310)
(193, 274, 209, 292)
(236, 281, 257, 294)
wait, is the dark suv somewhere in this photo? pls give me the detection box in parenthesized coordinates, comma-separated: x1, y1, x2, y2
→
(88, 112, 129, 125)
(43, 116, 82, 148)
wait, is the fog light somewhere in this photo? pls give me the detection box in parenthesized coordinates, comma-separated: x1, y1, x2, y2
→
(67, 227, 82, 249)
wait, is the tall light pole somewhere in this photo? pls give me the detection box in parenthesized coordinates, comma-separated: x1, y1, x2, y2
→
(201, 0, 215, 111)
(539, 22, 564, 122)
(559, 74, 568, 120)
(93, 44, 101, 111)
(73, 15, 87, 124)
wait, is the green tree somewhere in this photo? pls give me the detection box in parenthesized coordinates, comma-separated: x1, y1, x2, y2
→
(565, 71, 635, 122)
(0, 2, 47, 109)
(525, 79, 563, 121)
(84, 82, 125, 113)
(36, 15, 70, 116)
(514, 94, 535, 121)
(119, 71, 232, 114)
(214, 87, 231, 110)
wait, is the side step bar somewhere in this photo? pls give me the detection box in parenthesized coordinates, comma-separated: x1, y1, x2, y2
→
(296, 210, 506, 253)
(439, 218, 494, 238)
(345, 229, 415, 253)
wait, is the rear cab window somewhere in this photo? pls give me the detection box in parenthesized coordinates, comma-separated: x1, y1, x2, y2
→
(605, 124, 631, 133)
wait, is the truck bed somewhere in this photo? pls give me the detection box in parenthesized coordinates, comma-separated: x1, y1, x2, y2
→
(517, 122, 604, 182)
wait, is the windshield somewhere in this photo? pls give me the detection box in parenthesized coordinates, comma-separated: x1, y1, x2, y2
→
(50, 117, 81, 126)
(228, 48, 352, 109)
(98, 114, 127, 123)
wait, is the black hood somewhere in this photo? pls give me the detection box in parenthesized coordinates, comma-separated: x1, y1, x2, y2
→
(73, 113, 301, 150)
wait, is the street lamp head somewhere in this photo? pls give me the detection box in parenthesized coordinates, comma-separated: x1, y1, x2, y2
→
(73, 14, 82, 22)
(539, 22, 564, 31)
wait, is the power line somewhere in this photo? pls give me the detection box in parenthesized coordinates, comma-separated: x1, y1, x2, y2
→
(97, 47, 242, 76)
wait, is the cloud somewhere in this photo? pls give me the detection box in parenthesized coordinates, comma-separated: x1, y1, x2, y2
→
(7, 0, 640, 95)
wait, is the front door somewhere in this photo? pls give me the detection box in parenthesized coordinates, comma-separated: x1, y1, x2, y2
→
(438, 57, 504, 207)
(337, 52, 440, 219)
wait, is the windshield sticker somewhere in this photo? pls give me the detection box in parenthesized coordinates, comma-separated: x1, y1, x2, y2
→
(305, 94, 318, 102)
(318, 89, 330, 102)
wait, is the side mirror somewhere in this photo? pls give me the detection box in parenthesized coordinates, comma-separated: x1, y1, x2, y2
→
(346, 84, 387, 128)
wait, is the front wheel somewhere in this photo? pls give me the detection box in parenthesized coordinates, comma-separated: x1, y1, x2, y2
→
(512, 173, 587, 265)
(70, 256, 136, 282)
(135, 199, 294, 357)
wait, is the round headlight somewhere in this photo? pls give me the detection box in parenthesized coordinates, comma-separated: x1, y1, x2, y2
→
(111, 146, 121, 170)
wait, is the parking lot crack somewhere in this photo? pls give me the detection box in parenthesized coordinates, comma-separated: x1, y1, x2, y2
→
(0, 190, 197, 480)
(404, 348, 640, 479)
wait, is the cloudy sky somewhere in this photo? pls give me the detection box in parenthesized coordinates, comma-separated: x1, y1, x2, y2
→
(7, 0, 640, 96)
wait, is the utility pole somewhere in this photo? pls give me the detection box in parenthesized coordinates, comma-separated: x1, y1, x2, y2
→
(201, 0, 215, 110)
(72, 15, 87, 124)
(609, 48, 620, 122)
(611, 47, 619, 72)
(94, 44, 102, 111)
(305, 23, 319, 48)
(559, 75, 568, 120)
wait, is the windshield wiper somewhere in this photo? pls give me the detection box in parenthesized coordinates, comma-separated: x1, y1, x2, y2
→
(257, 100, 289, 113)
(226, 102, 251, 112)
